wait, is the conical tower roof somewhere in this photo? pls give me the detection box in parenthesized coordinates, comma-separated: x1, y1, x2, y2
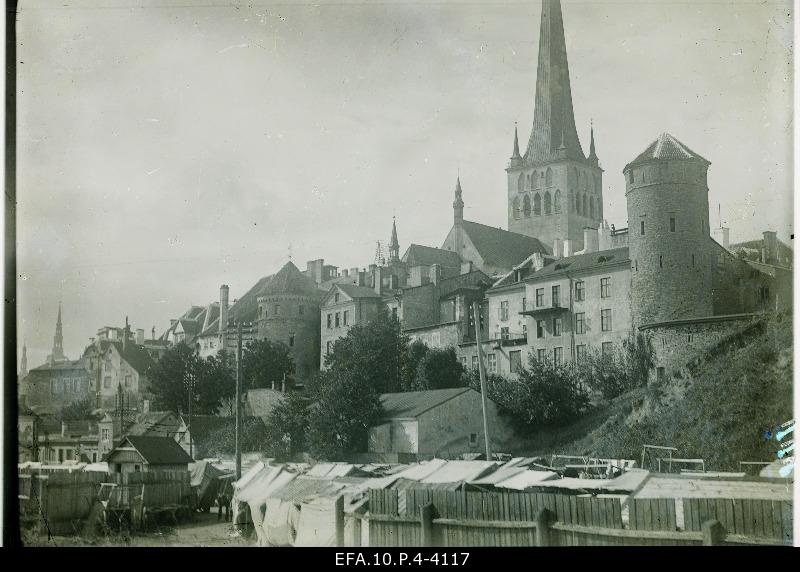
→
(262, 261, 321, 297)
(624, 133, 710, 172)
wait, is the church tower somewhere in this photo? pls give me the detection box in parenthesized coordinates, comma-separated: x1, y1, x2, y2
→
(507, 0, 603, 251)
(388, 217, 400, 263)
(47, 302, 66, 364)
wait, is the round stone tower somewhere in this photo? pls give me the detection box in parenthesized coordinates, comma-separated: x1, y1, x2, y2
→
(256, 261, 322, 387)
(624, 133, 713, 328)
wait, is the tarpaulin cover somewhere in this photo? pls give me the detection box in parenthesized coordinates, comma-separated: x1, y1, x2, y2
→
(490, 470, 559, 490)
(420, 461, 501, 484)
(524, 468, 650, 493)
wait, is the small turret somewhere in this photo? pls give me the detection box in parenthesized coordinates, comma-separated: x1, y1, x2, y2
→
(453, 177, 464, 223)
(588, 122, 599, 167)
(509, 124, 522, 168)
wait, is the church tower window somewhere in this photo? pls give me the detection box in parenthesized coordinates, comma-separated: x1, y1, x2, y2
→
(582, 194, 588, 217)
(513, 196, 521, 220)
(589, 197, 595, 219)
(517, 173, 525, 193)
(523, 195, 531, 218)
(533, 193, 541, 216)
(576, 193, 582, 215)
(544, 192, 552, 215)
(554, 190, 562, 213)
(545, 168, 553, 187)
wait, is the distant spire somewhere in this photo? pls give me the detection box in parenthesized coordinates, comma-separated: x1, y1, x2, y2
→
(388, 216, 400, 263)
(50, 301, 65, 364)
(512, 123, 521, 159)
(588, 120, 598, 165)
(453, 176, 464, 223)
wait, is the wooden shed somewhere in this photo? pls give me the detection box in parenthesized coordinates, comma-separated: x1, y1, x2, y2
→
(107, 435, 193, 475)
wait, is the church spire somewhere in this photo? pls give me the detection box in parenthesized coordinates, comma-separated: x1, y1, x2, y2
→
(588, 120, 599, 165)
(388, 216, 400, 263)
(50, 301, 65, 364)
(453, 176, 464, 223)
(512, 124, 521, 158)
(525, 0, 585, 165)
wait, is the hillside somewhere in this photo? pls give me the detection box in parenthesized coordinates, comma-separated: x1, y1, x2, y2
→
(538, 312, 793, 471)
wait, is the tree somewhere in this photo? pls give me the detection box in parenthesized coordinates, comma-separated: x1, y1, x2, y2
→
(578, 333, 655, 399)
(201, 417, 271, 457)
(241, 339, 295, 390)
(402, 340, 430, 391)
(323, 309, 408, 394)
(58, 396, 95, 422)
(264, 391, 311, 460)
(193, 350, 236, 414)
(307, 369, 384, 461)
(149, 343, 200, 414)
(412, 347, 466, 391)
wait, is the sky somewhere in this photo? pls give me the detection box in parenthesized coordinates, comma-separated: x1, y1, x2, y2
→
(15, 0, 795, 369)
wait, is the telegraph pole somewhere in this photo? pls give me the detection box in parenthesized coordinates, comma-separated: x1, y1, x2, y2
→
(472, 301, 492, 461)
(235, 321, 243, 481)
(187, 369, 193, 459)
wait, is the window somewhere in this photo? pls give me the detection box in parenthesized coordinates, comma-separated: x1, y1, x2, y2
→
(537, 349, 547, 362)
(124, 375, 131, 388)
(58, 449, 64, 463)
(298, 305, 304, 316)
(552, 285, 561, 307)
(469, 433, 479, 447)
(533, 193, 541, 216)
(670, 217, 676, 232)
(487, 353, 497, 374)
(553, 318, 562, 337)
(392, 307, 398, 321)
(523, 194, 532, 218)
(576, 345, 587, 363)
(640, 221, 645, 235)
(657, 367, 665, 383)
(602, 342, 613, 357)
(575, 312, 586, 335)
(522, 297, 527, 312)
(687, 334, 693, 343)
(326, 341, 332, 355)
(104, 376, 111, 389)
(536, 288, 544, 307)
(554, 189, 562, 213)
(459, 356, 467, 368)
(327, 314, 332, 329)
(134, 464, 141, 473)
(500, 327, 509, 341)
(289, 334, 295, 347)
(575, 281, 585, 301)
(509, 351, 522, 373)
(553, 347, 563, 366)
(545, 167, 553, 187)
(659, 255, 663, 268)
(601, 309, 612, 332)
(544, 191, 552, 215)
(334, 293, 340, 304)
(500, 301, 509, 321)
(101, 429, 110, 441)
(343, 310, 349, 326)
(273, 304, 280, 316)
(600, 277, 611, 298)
(513, 196, 521, 220)
(335, 312, 340, 327)
(472, 356, 479, 371)
(536, 320, 545, 339)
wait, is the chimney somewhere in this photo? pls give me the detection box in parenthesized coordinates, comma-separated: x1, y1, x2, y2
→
(583, 228, 599, 254)
(151, 326, 156, 340)
(306, 259, 324, 284)
(123, 316, 129, 352)
(136, 329, 144, 345)
(89, 337, 95, 344)
(142, 399, 150, 415)
(762, 231, 777, 264)
(358, 271, 366, 287)
(460, 261, 473, 274)
(712, 226, 730, 250)
(219, 284, 230, 333)
(350, 267, 359, 282)
(430, 264, 442, 285)
(552, 238, 562, 260)
(598, 220, 611, 251)
(341, 269, 349, 278)
(563, 239, 574, 258)
(374, 266, 383, 294)
(531, 252, 546, 271)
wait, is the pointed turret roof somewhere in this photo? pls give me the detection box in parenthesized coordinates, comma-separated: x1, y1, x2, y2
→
(524, 0, 586, 166)
(261, 261, 321, 298)
(511, 124, 521, 159)
(624, 132, 711, 171)
(390, 217, 399, 251)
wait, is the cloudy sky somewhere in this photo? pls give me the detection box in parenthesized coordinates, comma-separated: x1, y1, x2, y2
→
(16, 0, 794, 368)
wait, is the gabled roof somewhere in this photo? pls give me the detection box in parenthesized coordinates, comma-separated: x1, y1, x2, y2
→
(625, 133, 710, 171)
(380, 388, 473, 420)
(402, 244, 462, 269)
(122, 435, 194, 465)
(127, 411, 182, 438)
(524, 247, 629, 282)
(88, 340, 157, 377)
(335, 283, 382, 300)
(199, 274, 274, 337)
(461, 220, 550, 270)
(30, 360, 87, 373)
(261, 261, 321, 298)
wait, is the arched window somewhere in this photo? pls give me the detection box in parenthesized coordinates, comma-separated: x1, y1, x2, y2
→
(512, 196, 521, 220)
(545, 168, 553, 187)
(594, 175, 600, 193)
(526, 174, 531, 190)
(544, 191, 552, 215)
(517, 173, 524, 192)
(570, 167, 578, 191)
(582, 172, 588, 191)
(582, 194, 588, 217)
(533, 193, 541, 216)
(554, 190, 562, 214)
(576, 192, 582, 215)
(537, 172, 543, 189)
(522, 194, 531, 218)
(589, 197, 595, 219)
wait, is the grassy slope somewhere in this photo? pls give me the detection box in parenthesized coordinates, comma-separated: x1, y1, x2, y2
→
(525, 313, 793, 471)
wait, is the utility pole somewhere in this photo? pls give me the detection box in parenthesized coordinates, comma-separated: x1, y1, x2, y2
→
(187, 369, 193, 459)
(472, 301, 492, 461)
(235, 321, 243, 481)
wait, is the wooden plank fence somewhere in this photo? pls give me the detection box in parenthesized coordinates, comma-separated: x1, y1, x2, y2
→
(359, 489, 792, 547)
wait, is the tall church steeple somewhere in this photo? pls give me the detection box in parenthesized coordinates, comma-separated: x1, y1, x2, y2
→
(388, 217, 400, 263)
(525, 0, 585, 165)
(453, 177, 464, 223)
(49, 302, 66, 364)
(588, 121, 599, 166)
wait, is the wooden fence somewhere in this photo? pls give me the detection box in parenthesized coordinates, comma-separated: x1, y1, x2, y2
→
(19, 470, 193, 536)
(362, 489, 792, 547)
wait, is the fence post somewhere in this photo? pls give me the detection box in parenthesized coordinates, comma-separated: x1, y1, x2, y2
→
(535, 508, 554, 547)
(701, 519, 726, 546)
(420, 502, 435, 547)
(335, 494, 345, 547)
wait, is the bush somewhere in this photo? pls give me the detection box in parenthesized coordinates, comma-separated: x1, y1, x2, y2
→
(263, 391, 311, 460)
(578, 333, 654, 399)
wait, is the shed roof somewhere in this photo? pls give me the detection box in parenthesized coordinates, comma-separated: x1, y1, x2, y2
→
(122, 435, 194, 465)
(379, 388, 473, 420)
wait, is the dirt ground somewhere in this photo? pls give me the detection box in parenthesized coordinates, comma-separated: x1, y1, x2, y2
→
(26, 508, 253, 547)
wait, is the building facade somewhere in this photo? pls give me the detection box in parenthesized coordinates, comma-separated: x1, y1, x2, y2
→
(319, 283, 384, 368)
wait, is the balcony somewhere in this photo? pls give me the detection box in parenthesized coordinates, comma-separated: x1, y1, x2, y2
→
(520, 303, 568, 317)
